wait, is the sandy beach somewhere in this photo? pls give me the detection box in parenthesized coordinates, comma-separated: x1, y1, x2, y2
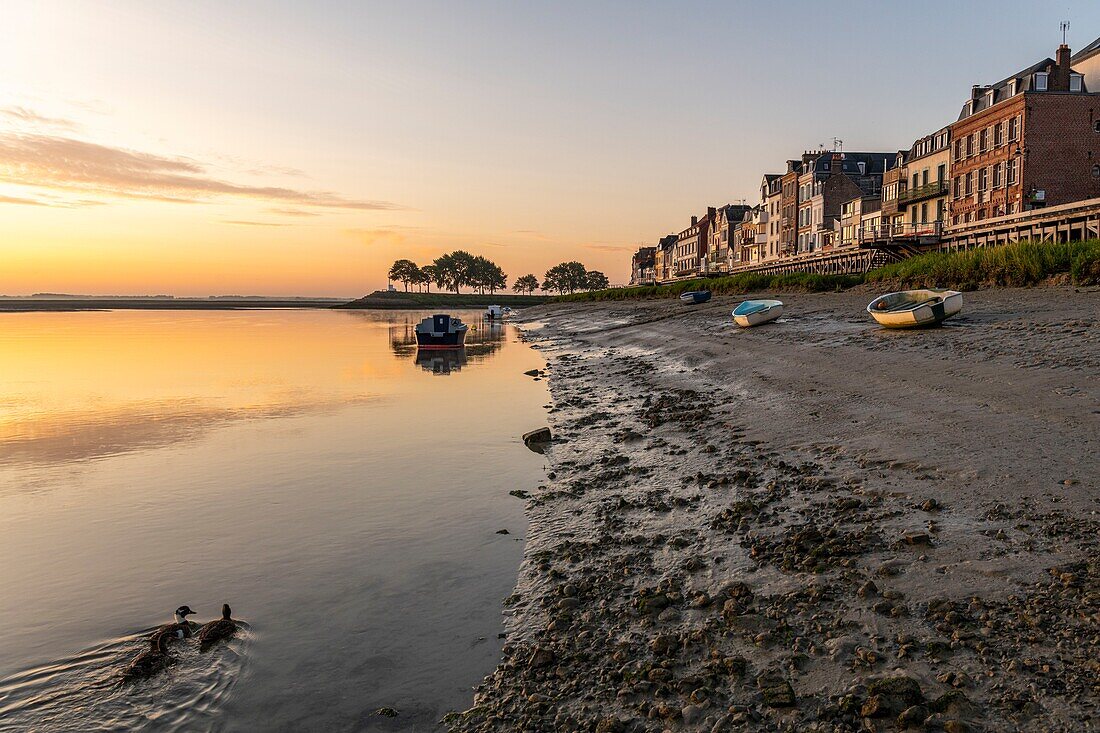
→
(449, 287, 1098, 733)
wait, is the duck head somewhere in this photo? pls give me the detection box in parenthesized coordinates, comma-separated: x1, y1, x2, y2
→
(221, 603, 232, 620)
(174, 605, 196, 623)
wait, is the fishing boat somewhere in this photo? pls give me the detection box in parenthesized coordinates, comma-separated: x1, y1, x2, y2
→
(680, 290, 711, 305)
(732, 299, 783, 327)
(415, 314, 469, 348)
(866, 289, 962, 328)
(485, 305, 504, 320)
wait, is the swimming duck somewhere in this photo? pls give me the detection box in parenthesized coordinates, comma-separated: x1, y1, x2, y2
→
(158, 605, 198, 640)
(197, 604, 238, 650)
(123, 632, 173, 682)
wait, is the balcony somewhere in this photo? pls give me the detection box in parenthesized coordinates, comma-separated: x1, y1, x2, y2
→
(899, 180, 948, 206)
(858, 221, 942, 246)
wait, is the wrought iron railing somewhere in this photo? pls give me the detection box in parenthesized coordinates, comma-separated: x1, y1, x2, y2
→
(858, 221, 943, 243)
(898, 180, 948, 205)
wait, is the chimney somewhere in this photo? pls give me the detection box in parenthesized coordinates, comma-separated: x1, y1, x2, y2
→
(707, 206, 716, 220)
(830, 152, 843, 176)
(1054, 44, 1071, 90)
(690, 215, 698, 226)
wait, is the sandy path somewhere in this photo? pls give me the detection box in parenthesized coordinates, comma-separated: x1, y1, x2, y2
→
(448, 287, 1098, 733)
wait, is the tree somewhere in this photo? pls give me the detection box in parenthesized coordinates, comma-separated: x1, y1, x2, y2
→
(388, 259, 420, 292)
(585, 270, 610, 291)
(418, 265, 437, 293)
(542, 261, 589, 295)
(513, 274, 539, 295)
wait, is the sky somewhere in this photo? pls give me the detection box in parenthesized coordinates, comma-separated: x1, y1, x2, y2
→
(2, 0, 1100, 296)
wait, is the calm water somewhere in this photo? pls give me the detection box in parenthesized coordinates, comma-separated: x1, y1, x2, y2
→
(0, 309, 547, 732)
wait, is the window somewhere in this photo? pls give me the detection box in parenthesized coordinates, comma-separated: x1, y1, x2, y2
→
(1070, 74, 1083, 92)
(937, 163, 947, 182)
(954, 139, 963, 160)
(1093, 164, 1100, 179)
(978, 167, 988, 192)
(966, 134, 974, 157)
(965, 172, 973, 195)
(1094, 120, 1100, 133)
(922, 169, 929, 186)
(994, 122, 1003, 147)
(1007, 158, 1018, 185)
(1008, 116, 1020, 141)
(1034, 72, 1048, 91)
(1009, 78, 1019, 96)
(993, 162, 1002, 187)
(980, 128, 989, 151)
(953, 177, 962, 198)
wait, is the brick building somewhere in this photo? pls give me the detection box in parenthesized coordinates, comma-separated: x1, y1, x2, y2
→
(673, 207, 716, 277)
(779, 163, 800, 256)
(629, 246, 657, 285)
(949, 43, 1100, 224)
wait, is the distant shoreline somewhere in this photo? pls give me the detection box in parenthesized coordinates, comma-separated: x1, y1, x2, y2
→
(335, 290, 551, 310)
(0, 298, 347, 312)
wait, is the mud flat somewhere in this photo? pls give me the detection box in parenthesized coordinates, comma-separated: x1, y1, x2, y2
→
(446, 287, 1099, 733)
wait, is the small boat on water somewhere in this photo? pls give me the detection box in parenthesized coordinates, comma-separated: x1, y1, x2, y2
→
(732, 299, 784, 328)
(866, 289, 962, 328)
(415, 314, 468, 348)
(680, 290, 711, 305)
(485, 305, 504, 320)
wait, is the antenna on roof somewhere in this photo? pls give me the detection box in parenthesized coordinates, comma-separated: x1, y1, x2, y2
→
(1061, 20, 1070, 45)
(832, 137, 844, 153)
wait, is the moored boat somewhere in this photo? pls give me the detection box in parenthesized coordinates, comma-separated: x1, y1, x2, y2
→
(732, 299, 783, 327)
(680, 290, 711, 305)
(485, 305, 504, 320)
(866, 289, 962, 328)
(415, 314, 469, 348)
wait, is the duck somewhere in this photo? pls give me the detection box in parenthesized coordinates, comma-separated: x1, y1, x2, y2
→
(158, 605, 198, 640)
(123, 631, 173, 682)
(197, 603, 238, 650)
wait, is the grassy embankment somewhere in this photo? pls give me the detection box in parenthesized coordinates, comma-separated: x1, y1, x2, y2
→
(336, 290, 552, 309)
(557, 239, 1100, 302)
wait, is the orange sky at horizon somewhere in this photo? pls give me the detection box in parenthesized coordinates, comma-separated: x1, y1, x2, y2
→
(6, 1, 1100, 296)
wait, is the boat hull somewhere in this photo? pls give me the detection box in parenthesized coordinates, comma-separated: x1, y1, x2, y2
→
(416, 330, 467, 349)
(732, 300, 783, 328)
(867, 290, 962, 328)
(680, 290, 711, 305)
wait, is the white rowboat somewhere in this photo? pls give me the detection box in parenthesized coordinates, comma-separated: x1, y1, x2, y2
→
(732, 299, 784, 328)
(866, 289, 962, 328)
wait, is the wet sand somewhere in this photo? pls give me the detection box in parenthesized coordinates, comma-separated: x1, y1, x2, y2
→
(450, 287, 1098, 732)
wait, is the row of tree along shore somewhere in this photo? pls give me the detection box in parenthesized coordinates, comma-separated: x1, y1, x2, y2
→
(387, 252, 609, 296)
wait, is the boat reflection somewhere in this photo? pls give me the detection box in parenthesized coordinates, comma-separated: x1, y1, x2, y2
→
(415, 348, 467, 375)
(390, 317, 505, 375)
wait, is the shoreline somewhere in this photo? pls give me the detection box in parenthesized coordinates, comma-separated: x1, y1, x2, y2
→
(450, 287, 1097, 732)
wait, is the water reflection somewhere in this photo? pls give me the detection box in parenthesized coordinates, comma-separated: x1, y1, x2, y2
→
(415, 348, 467, 375)
(0, 309, 548, 732)
(389, 316, 506, 371)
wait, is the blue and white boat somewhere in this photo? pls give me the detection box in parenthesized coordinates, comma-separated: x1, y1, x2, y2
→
(866, 289, 962, 328)
(680, 290, 711, 305)
(732, 299, 783, 327)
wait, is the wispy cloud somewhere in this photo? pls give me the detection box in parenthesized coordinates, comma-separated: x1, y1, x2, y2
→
(1, 106, 78, 131)
(221, 219, 293, 227)
(512, 229, 553, 241)
(345, 226, 416, 247)
(583, 243, 633, 252)
(267, 207, 321, 217)
(0, 132, 404, 211)
(0, 192, 107, 208)
(0, 193, 50, 206)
